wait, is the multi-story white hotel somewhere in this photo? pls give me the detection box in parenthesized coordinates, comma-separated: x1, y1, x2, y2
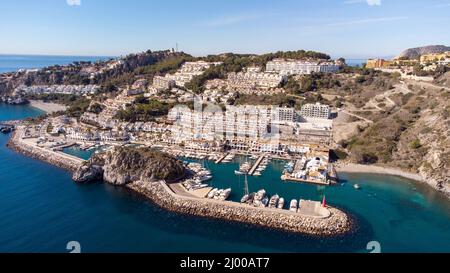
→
(300, 103, 330, 119)
(169, 105, 304, 142)
(168, 103, 332, 151)
(266, 59, 340, 75)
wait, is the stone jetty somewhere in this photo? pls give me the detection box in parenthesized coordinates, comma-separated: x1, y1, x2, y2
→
(127, 181, 353, 236)
(7, 127, 84, 172)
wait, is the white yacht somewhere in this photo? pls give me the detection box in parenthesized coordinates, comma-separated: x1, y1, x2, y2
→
(241, 194, 250, 203)
(289, 199, 298, 212)
(207, 188, 218, 199)
(269, 194, 279, 208)
(219, 188, 232, 201)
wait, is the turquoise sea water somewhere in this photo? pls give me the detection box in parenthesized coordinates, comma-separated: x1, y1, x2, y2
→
(1, 104, 449, 253)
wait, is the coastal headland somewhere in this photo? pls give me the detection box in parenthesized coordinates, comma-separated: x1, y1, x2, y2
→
(7, 127, 354, 237)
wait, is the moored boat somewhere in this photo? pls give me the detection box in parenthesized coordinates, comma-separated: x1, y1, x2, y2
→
(219, 188, 232, 201)
(277, 198, 285, 209)
(261, 196, 269, 207)
(241, 194, 249, 203)
(269, 194, 279, 208)
(289, 199, 298, 212)
(207, 188, 218, 199)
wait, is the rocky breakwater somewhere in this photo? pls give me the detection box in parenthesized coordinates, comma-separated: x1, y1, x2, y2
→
(128, 181, 353, 236)
(73, 146, 354, 236)
(7, 126, 83, 172)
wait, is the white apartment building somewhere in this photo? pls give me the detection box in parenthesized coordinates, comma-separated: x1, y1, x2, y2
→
(179, 61, 222, 73)
(163, 61, 223, 87)
(300, 103, 330, 119)
(152, 75, 176, 91)
(16, 84, 100, 96)
(227, 71, 286, 90)
(266, 59, 339, 75)
(168, 105, 298, 143)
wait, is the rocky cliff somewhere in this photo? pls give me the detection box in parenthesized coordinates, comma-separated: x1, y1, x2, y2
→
(73, 147, 186, 185)
(395, 45, 450, 60)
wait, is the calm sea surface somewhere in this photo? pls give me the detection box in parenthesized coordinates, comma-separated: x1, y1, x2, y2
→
(0, 56, 449, 253)
(0, 54, 112, 74)
(1, 104, 449, 253)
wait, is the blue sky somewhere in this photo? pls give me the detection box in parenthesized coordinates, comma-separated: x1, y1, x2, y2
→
(0, 0, 449, 58)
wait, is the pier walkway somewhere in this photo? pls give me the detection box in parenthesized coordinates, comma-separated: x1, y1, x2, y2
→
(215, 153, 229, 164)
(248, 155, 265, 176)
(281, 174, 330, 185)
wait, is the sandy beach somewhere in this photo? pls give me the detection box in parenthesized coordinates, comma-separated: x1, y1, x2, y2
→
(29, 100, 67, 114)
(335, 163, 424, 182)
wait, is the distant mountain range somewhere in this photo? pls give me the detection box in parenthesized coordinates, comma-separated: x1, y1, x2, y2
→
(395, 45, 450, 60)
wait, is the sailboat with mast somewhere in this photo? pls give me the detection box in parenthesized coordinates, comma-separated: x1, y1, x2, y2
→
(240, 173, 251, 203)
(235, 154, 251, 175)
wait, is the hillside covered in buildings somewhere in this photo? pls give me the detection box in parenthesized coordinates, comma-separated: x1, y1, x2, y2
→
(2, 46, 449, 196)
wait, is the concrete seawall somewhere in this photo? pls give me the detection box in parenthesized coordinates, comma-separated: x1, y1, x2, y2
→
(127, 181, 354, 237)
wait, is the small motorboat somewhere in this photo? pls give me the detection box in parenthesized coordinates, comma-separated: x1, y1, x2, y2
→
(289, 199, 298, 212)
(219, 188, 232, 201)
(261, 196, 269, 207)
(354, 184, 361, 190)
(268, 194, 279, 208)
(241, 194, 249, 203)
(207, 188, 218, 199)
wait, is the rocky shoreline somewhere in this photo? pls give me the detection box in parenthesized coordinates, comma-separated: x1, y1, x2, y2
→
(7, 130, 354, 237)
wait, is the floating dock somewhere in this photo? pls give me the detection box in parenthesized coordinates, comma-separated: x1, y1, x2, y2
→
(215, 153, 229, 164)
(248, 155, 265, 176)
(281, 174, 330, 185)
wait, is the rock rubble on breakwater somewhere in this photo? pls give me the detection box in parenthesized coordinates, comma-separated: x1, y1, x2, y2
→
(127, 181, 353, 236)
(7, 128, 83, 172)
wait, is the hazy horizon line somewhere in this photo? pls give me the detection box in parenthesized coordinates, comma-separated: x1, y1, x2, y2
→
(0, 52, 396, 60)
